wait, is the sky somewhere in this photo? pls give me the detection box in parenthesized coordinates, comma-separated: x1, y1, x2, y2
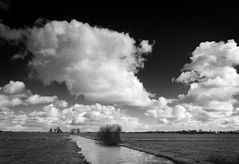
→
(0, 0, 239, 132)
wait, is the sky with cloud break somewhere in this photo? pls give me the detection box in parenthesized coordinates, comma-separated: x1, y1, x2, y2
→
(0, 0, 239, 131)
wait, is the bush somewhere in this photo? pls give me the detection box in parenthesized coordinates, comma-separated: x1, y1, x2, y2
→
(97, 124, 122, 145)
(54, 127, 63, 133)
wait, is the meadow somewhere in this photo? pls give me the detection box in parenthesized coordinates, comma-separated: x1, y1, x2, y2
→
(80, 132, 239, 164)
(0, 132, 87, 164)
(1, 131, 238, 164)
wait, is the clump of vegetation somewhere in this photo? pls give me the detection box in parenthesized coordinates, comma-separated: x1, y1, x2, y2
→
(49, 128, 53, 133)
(70, 128, 81, 134)
(97, 124, 121, 145)
(207, 154, 239, 164)
(54, 127, 63, 133)
(49, 127, 63, 133)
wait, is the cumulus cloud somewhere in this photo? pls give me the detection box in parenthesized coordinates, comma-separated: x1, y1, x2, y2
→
(0, 94, 23, 106)
(0, 23, 25, 41)
(2, 81, 25, 94)
(145, 40, 239, 129)
(45, 103, 143, 131)
(145, 97, 192, 124)
(0, 81, 62, 107)
(176, 40, 239, 117)
(2, 19, 239, 130)
(0, 20, 153, 106)
(1, 103, 145, 132)
(145, 97, 239, 130)
(0, 107, 50, 131)
(25, 94, 58, 105)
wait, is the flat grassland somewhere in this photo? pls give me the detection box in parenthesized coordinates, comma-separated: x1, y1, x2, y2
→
(0, 132, 86, 164)
(80, 132, 239, 164)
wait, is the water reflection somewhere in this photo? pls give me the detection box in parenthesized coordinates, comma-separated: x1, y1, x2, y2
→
(71, 136, 174, 164)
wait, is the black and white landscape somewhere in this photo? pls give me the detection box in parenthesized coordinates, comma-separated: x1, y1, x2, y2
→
(0, 1, 239, 164)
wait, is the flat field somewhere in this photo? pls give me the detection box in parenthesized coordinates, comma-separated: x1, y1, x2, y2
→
(0, 132, 86, 164)
(80, 132, 239, 164)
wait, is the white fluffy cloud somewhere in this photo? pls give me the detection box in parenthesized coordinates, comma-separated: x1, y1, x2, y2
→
(25, 94, 58, 105)
(44, 103, 143, 131)
(176, 40, 239, 117)
(145, 97, 192, 124)
(2, 19, 239, 130)
(145, 97, 239, 130)
(145, 40, 239, 129)
(1, 103, 144, 132)
(14, 20, 153, 106)
(2, 81, 25, 94)
(0, 81, 62, 107)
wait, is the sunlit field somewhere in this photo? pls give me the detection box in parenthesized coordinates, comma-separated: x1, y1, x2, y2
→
(80, 132, 239, 164)
(0, 132, 86, 164)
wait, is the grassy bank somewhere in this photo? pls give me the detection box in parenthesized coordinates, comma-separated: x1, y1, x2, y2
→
(79, 132, 239, 164)
(0, 132, 89, 164)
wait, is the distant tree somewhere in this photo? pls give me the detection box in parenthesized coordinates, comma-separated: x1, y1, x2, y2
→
(70, 128, 75, 134)
(54, 127, 63, 133)
(70, 128, 80, 134)
(49, 128, 53, 133)
(76, 128, 80, 134)
(97, 124, 121, 145)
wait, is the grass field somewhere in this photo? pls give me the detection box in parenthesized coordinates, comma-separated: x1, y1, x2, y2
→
(80, 132, 239, 164)
(0, 132, 88, 164)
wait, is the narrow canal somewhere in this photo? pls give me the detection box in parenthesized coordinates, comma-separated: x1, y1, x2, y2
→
(71, 135, 174, 164)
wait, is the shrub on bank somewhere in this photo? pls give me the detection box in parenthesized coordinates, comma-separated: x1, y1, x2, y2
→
(97, 124, 121, 145)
